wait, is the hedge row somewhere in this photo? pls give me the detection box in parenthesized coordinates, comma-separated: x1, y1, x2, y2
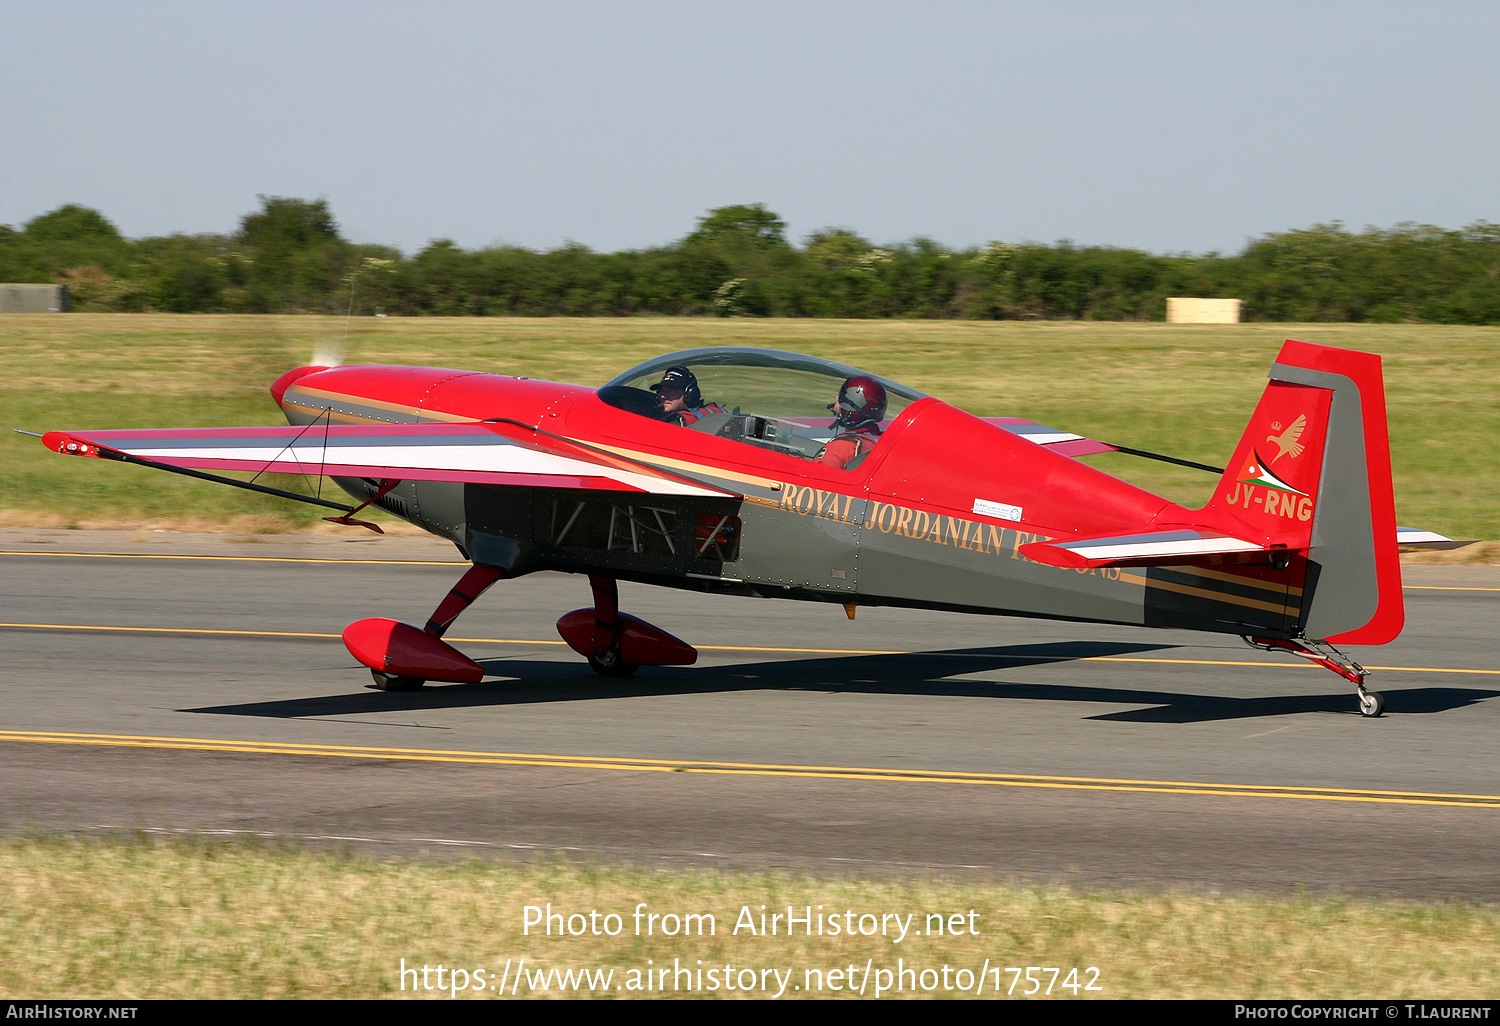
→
(3, 199, 1497, 322)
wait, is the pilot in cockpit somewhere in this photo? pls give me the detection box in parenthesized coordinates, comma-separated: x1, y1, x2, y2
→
(650, 366, 728, 427)
(817, 375, 887, 469)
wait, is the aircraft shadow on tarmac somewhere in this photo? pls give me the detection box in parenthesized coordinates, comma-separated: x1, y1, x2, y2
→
(183, 640, 1499, 724)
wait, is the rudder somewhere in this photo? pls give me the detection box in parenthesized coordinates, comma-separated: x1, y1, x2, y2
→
(1203, 341, 1402, 644)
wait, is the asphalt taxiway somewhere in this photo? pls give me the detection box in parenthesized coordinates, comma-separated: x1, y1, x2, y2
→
(3, 528, 1498, 898)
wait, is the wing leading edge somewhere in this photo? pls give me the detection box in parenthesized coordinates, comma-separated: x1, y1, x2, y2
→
(42, 423, 737, 498)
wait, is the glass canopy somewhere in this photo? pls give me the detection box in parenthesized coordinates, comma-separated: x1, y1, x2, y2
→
(603, 347, 922, 420)
(598, 346, 927, 463)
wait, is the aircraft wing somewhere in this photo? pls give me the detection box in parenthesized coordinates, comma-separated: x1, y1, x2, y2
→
(775, 414, 1114, 457)
(41, 422, 737, 498)
(1395, 527, 1469, 551)
(976, 417, 1117, 457)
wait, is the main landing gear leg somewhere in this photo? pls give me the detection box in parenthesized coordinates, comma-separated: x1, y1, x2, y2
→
(343, 564, 506, 691)
(555, 576, 698, 676)
(426, 564, 508, 639)
(585, 576, 636, 677)
(1245, 636, 1384, 717)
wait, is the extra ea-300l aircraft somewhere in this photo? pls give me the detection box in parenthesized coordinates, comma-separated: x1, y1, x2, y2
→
(38, 340, 1453, 717)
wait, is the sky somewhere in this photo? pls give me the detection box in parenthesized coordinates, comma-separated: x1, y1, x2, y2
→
(5, 1, 1497, 256)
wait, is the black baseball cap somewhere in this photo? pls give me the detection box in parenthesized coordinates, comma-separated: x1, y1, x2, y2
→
(650, 366, 697, 393)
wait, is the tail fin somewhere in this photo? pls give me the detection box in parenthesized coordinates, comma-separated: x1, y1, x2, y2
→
(1202, 340, 1402, 644)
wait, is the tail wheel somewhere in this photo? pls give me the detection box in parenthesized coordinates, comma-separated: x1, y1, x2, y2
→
(1358, 689, 1385, 718)
(371, 670, 426, 691)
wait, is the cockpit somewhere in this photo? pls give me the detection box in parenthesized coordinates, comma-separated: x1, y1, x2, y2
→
(598, 347, 926, 464)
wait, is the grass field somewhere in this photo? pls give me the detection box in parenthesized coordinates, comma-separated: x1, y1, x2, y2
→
(3, 835, 1497, 1000)
(3, 314, 1497, 542)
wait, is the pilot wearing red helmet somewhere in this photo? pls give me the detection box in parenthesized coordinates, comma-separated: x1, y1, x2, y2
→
(650, 366, 727, 427)
(818, 375, 887, 469)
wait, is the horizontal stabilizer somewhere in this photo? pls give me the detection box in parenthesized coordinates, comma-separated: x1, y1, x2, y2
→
(1396, 527, 1468, 551)
(1020, 528, 1274, 569)
(978, 417, 1117, 457)
(41, 423, 736, 498)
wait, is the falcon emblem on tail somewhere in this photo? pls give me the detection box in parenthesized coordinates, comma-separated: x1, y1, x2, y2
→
(1267, 414, 1307, 463)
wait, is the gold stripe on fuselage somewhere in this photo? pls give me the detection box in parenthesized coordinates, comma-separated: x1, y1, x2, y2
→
(1121, 572, 1292, 615)
(584, 442, 782, 491)
(1173, 564, 1304, 598)
(284, 384, 478, 424)
(279, 400, 391, 425)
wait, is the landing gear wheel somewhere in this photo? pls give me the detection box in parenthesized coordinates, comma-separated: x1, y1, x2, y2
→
(587, 650, 639, 677)
(370, 669, 426, 691)
(1358, 689, 1385, 718)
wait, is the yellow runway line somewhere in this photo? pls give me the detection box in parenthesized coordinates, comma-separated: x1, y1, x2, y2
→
(1404, 585, 1500, 592)
(3, 729, 1500, 808)
(3, 621, 1499, 674)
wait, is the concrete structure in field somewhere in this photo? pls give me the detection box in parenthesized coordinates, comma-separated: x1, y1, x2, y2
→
(1166, 297, 1241, 324)
(0, 284, 70, 312)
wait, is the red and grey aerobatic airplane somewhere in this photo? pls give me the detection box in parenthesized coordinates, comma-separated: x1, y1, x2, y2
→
(36, 340, 1453, 716)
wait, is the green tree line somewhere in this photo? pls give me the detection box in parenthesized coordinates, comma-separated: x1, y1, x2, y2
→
(3, 198, 1498, 322)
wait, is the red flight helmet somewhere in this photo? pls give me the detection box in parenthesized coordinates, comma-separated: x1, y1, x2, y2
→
(831, 375, 887, 429)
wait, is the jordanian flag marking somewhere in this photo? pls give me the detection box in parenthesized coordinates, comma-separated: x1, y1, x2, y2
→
(1238, 450, 1307, 496)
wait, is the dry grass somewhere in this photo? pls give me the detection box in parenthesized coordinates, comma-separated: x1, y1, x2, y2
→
(3, 314, 1497, 540)
(1, 835, 1496, 1000)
